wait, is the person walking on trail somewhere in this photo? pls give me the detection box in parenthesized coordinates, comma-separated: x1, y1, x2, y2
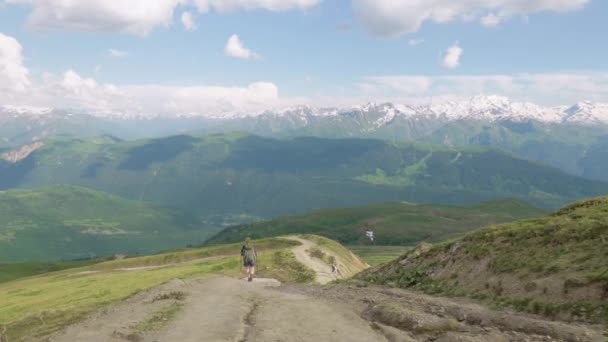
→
(241, 238, 257, 282)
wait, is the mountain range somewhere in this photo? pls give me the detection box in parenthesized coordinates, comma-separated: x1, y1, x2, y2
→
(1, 133, 606, 220)
(2, 95, 608, 182)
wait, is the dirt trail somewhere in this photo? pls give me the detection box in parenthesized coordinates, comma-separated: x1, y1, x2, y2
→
(285, 236, 339, 284)
(48, 276, 388, 342)
(47, 238, 607, 342)
(151, 276, 387, 342)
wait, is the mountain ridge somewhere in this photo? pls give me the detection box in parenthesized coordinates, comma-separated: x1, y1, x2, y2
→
(1, 133, 606, 216)
(4, 95, 608, 124)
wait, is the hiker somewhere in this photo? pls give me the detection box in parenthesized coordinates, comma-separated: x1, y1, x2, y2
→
(241, 237, 257, 282)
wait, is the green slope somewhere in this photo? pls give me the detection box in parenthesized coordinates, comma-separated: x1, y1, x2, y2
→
(206, 199, 547, 246)
(1, 133, 606, 221)
(0, 185, 219, 262)
(0, 260, 101, 283)
(357, 197, 608, 323)
(420, 120, 608, 182)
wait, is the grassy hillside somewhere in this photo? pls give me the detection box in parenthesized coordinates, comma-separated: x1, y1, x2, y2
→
(357, 196, 608, 323)
(0, 185, 220, 262)
(0, 260, 101, 283)
(0, 236, 358, 341)
(421, 120, 608, 182)
(0, 134, 606, 222)
(206, 199, 547, 246)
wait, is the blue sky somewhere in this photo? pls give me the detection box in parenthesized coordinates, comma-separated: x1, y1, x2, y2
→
(0, 0, 607, 116)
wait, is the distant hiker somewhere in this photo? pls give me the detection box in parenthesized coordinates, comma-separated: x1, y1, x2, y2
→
(331, 264, 337, 274)
(241, 237, 257, 282)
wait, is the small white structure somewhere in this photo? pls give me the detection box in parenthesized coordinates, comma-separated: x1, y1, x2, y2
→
(365, 230, 375, 242)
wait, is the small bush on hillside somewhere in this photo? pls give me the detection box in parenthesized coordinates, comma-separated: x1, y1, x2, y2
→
(307, 247, 326, 260)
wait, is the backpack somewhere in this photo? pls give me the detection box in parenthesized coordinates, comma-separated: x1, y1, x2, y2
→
(242, 245, 255, 263)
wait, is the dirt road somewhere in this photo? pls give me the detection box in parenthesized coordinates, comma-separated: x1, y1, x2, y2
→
(49, 276, 388, 342)
(286, 236, 339, 284)
(48, 237, 606, 342)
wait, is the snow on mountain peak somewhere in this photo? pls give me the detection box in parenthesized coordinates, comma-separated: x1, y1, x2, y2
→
(428, 95, 560, 123)
(1, 105, 54, 116)
(563, 101, 608, 124)
(1, 96, 608, 125)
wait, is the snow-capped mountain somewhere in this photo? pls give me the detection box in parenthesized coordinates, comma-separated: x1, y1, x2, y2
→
(427, 95, 563, 123)
(563, 101, 608, 125)
(1, 95, 608, 184)
(239, 95, 608, 127)
(3, 95, 608, 126)
(1, 105, 54, 117)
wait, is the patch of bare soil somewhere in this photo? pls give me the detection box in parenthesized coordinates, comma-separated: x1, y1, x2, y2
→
(46, 279, 189, 342)
(280, 283, 607, 342)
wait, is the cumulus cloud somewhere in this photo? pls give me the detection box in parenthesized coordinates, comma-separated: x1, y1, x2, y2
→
(6, 0, 179, 36)
(0, 32, 30, 92)
(442, 42, 463, 69)
(6, 0, 320, 35)
(360, 72, 608, 105)
(181, 11, 197, 31)
(108, 49, 128, 58)
(18, 69, 282, 117)
(0, 33, 290, 116)
(224, 34, 260, 59)
(352, 0, 589, 37)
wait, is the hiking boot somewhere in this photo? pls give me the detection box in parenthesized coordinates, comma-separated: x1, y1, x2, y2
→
(248, 275, 253, 282)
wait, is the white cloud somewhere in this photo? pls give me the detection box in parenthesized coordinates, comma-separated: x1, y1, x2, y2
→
(7, 0, 180, 36)
(108, 49, 128, 58)
(0, 34, 289, 117)
(360, 72, 608, 105)
(352, 0, 589, 37)
(181, 11, 197, 31)
(6, 0, 320, 36)
(190, 0, 320, 12)
(442, 42, 463, 69)
(407, 39, 425, 46)
(19, 69, 283, 117)
(481, 13, 504, 27)
(224, 34, 260, 59)
(0, 32, 30, 92)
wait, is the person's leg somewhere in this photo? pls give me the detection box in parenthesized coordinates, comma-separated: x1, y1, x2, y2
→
(251, 266, 255, 277)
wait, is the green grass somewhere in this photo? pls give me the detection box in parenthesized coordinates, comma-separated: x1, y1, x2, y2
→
(0, 185, 221, 262)
(349, 246, 410, 266)
(300, 235, 368, 276)
(207, 199, 547, 246)
(0, 260, 101, 284)
(357, 196, 608, 323)
(0, 237, 307, 341)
